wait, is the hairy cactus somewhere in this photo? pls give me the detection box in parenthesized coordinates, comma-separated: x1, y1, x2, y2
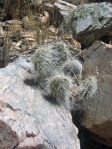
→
(62, 59, 82, 78)
(51, 43, 71, 66)
(33, 46, 55, 81)
(48, 74, 72, 108)
(74, 75, 97, 101)
(33, 42, 71, 82)
(83, 75, 97, 97)
(72, 75, 97, 110)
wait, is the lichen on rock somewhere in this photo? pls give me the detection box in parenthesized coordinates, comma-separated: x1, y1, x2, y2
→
(61, 2, 112, 47)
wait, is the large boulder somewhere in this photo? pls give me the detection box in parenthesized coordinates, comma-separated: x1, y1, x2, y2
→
(88, 0, 112, 2)
(60, 2, 112, 47)
(0, 57, 80, 149)
(58, 0, 112, 5)
(79, 41, 112, 147)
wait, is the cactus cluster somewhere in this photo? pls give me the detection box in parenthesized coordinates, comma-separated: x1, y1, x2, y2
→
(33, 41, 97, 110)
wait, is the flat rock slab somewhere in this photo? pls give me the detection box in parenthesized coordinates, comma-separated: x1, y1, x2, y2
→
(80, 41, 112, 147)
(0, 57, 80, 149)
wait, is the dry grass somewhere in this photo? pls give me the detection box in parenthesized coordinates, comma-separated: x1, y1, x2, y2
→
(1, 0, 53, 67)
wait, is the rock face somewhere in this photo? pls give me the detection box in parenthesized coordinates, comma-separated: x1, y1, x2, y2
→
(79, 41, 112, 147)
(89, 0, 112, 2)
(0, 57, 80, 149)
(61, 2, 112, 47)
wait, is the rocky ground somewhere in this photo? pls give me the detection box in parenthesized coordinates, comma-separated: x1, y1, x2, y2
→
(0, 0, 112, 149)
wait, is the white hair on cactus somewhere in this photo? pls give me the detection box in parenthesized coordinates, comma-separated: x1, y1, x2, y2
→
(62, 59, 82, 78)
(33, 42, 71, 82)
(46, 73, 72, 109)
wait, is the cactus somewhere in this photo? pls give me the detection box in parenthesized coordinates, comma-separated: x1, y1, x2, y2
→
(74, 75, 97, 101)
(33, 46, 55, 81)
(72, 75, 97, 110)
(62, 59, 82, 78)
(83, 75, 97, 97)
(51, 42, 71, 66)
(48, 74, 72, 109)
(33, 42, 71, 82)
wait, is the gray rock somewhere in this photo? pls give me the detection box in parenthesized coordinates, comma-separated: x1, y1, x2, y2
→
(61, 2, 112, 47)
(0, 57, 80, 149)
(64, 0, 112, 5)
(89, 0, 112, 2)
(79, 41, 112, 147)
